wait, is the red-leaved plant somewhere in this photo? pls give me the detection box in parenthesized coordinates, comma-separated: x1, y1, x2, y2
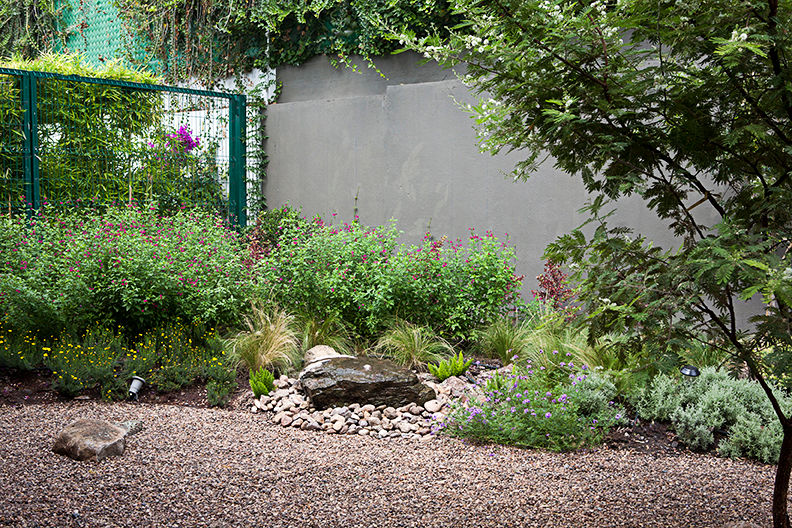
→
(531, 260, 576, 317)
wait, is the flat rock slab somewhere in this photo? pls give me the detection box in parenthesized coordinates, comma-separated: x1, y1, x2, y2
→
(53, 419, 127, 461)
(299, 356, 436, 410)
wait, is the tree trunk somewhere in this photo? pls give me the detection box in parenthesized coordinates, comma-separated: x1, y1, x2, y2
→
(774, 422, 792, 528)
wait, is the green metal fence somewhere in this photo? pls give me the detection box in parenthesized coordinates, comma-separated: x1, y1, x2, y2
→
(0, 67, 247, 226)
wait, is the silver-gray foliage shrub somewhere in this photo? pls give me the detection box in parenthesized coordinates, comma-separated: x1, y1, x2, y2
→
(637, 367, 788, 463)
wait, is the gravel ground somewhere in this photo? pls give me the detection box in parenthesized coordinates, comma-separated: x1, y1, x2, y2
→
(0, 401, 780, 528)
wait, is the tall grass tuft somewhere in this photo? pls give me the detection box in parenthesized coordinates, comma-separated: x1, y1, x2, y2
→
(476, 318, 532, 363)
(228, 302, 300, 375)
(376, 320, 454, 371)
(296, 312, 352, 356)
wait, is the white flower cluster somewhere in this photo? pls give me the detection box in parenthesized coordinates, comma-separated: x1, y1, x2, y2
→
(601, 25, 619, 39)
(730, 29, 749, 41)
(464, 35, 483, 50)
(422, 45, 445, 61)
(538, 0, 564, 23)
(590, 0, 607, 16)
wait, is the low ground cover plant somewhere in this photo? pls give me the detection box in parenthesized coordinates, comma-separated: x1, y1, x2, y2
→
(637, 367, 790, 464)
(439, 350, 626, 451)
(0, 319, 236, 404)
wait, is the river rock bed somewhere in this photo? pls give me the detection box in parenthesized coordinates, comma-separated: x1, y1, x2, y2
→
(245, 372, 483, 441)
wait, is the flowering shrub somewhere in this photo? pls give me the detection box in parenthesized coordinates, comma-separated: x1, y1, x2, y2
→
(389, 230, 522, 340)
(0, 205, 251, 336)
(243, 206, 310, 267)
(254, 213, 521, 340)
(438, 351, 626, 451)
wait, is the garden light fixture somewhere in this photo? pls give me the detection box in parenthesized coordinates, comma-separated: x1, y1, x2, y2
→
(128, 376, 146, 401)
(680, 365, 700, 378)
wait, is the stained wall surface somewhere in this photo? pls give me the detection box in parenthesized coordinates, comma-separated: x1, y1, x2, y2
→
(265, 53, 722, 299)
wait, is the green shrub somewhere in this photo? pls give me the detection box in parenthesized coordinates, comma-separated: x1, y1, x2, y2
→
(249, 367, 275, 399)
(389, 231, 521, 341)
(428, 351, 473, 382)
(244, 205, 310, 265)
(637, 367, 789, 463)
(439, 353, 626, 451)
(376, 321, 454, 371)
(255, 215, 401, 338)
(255, 213, 521, 340)
(0, 206, 251, 336)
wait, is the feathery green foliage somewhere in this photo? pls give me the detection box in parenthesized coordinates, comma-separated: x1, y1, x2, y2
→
(249, 367, 276, 399)
(428, 351, 472, 381)
(296, 313, 352, 356)
(476, 318, 532, 363)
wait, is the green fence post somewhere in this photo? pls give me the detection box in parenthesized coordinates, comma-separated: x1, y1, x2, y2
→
(21, 73, 40, 213)
(228, 93, 247, 227)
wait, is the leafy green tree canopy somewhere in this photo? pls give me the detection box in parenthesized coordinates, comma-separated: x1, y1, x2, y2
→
(397, 1, 792, 526)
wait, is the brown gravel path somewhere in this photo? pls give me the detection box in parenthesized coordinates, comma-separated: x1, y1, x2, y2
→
(0, 401, 779, 528)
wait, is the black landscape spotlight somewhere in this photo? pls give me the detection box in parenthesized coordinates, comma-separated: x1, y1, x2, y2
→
(680, 365, 700, 378)
(128, 376, 145, 401)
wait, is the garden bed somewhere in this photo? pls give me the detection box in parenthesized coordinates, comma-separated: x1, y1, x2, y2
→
(0, 399, 774, 528)
(0, 368, 249, 408)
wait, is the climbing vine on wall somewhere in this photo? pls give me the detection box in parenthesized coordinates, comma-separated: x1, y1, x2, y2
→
(113, 0, 264, 86)
(0, 0, 71, 58)
(113, 0, 459, 86)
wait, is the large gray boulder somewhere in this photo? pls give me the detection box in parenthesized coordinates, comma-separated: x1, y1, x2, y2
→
(299, 356, 436, 410)
(53, 419, 142, 461)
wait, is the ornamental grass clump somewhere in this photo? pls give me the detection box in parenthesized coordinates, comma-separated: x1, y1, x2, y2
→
(296, 312, 352, 356)
(376, 320, 454, 372)
(228, 302, 300, 375)
(438, 350, 626, 451)
(476, 317, 533, 363)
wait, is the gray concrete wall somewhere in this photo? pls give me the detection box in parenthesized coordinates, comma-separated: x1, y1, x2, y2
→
(264, 53, 721, 299)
